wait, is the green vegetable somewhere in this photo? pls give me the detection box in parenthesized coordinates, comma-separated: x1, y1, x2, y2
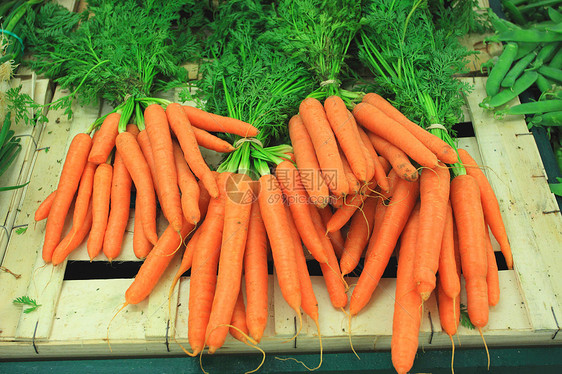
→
(22, 0, 206, 124)
(506, 99, 562, 115)
(528, 42, 560, 70)
(550, 177, 562, 196)
(501, 49, 536, 88)
(487, 42, 519, 97)
(530, 110, 562, 126)
(538, 65, 562, 82)
(536, 73, 556, 93)
(13, 296, 41, 313)
(482, 71, 538, 109)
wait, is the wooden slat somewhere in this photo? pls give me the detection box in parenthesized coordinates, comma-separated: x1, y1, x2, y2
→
(461, 76, 562, 334)
(13, 86, 101, 341)
(0, 77, 52, 260)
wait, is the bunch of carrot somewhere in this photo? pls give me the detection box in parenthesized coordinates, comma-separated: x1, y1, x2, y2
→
(288, 92, 513, 373)
(34, 101, 251, 266)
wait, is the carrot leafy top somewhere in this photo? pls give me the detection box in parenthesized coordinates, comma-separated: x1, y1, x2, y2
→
(187, 1, 314, 177)
(21, 0, 206, 126)
(357, 0, 484, 176)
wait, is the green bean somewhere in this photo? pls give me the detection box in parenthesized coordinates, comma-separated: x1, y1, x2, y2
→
(506, 99, 562, 115)
(546, 22, 562, 34)
(536, 73, 556, 92)
(515, 42, 540, 60)
(502, 51, 537, 88)
(484, 71, 539, 109)
(549, 48, 562, 69)
(548, 7, 562, 23)
(494, 29, 562, 43)
(530, 110, 562, 126)
(502, 0, 526, 25)
(520, 0, 562, 12)
(486, 42, 519, 97)
(538, 65, 562, 82)
(530, 42, 560, 70)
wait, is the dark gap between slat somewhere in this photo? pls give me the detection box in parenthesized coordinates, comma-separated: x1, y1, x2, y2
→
(452, 121, 475, 138)
(63, 261, 143, 280)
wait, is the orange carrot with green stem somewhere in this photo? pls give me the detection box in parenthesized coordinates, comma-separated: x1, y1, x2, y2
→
(391, 203, 422, 374)
(87, 163, 113, 261)
(308, 202, 349, 309)
(349, 177, 420, 316)
(244, 201, 269, 343)
(414, 163, 451, 301)
(35, 190, 56, 222)
(43, 133, 92, 263)
(438, 203, 460, 300)
(324, 95, 367, 182)
(357, 127, 388, 192)
(51, 204, 93, 266)
(368, 132, 418, 182)
(192, 126, 236, 153)
(362, 93, 458, 164)
(103, 151, 132, 261)
(258, 173, 302, 335)
(288, 114, 330, 208)
(71, 162, 96, 233)
(167, 103, 219, 199)
(115, 131, 158, 245)
(206, 173, 254, 354)
(340, 196, 377, 276)
(450, 173, 489, 328)
(353, 102, 439, 168)
(132, 193, 153, 259)
(144, 104, 183, 232)
(182, 105, 259, 138)
(88, 112, 120, 164)
(457, 148, 512, 269)
(275, 160, 328, 264)
(172, 141, 201, 225)
(299, 97, 349, 197)
(318, 206, 345, 259)
(188, 173, 229, 356)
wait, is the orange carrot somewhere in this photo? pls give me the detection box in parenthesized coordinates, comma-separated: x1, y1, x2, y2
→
(450, 174, 489, 328)
(125, 124, 140, 137)
(299, 97, 349, 197)
(368, 132, 418, 182)
(484, 225, 500, 307)
(340, 197, 377, 276)
(318, 206, 345, 259)
(87, 163, 113, 261)
(188, 173, 228, 356)
(172, 141, 201, 225)
(308, 203, 348, 309)
(350, 177, 420, 316)
(192, 126, 235, 153)
(88, 112, 120, 164)
(258, 174, 301, 319)
(357, 127, 388, 193)
(340, 148, 361, 195)
(132, 193, 153, 259)
(275, 161, 328, 264)
(125, 218, 194, 305)
(103, 152, 132, 261)
(115, 131, 158, 245)
(414, 163, 451, 301)
(51, 204, 93, 266)
(229, 289, 249, 343)
(167, 103, 218, 199)
(353, 102, 438, 168)
(326, 190, 370, 233)
(391, 204, 422, 374)
(437, 203, 460, 300)
(182, 105, 259, 138)
(288, 114, 330, 208)
(365, 196, 388, 259)
(43, 133, 92, 263)
(285, 205, 319, 322)
(169, 227, 201, 299)
(362, 93, 458, 164)
(324, 95, 367, 182)
(457, 148, 512, 269)
(137, 129, 161, 201)
(206, 173, 254, 354)
(244, 201, 269, 343)
(71, 162, 97, 233)
(145, 104, 183, 232)
(35, 190, 56, 222)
